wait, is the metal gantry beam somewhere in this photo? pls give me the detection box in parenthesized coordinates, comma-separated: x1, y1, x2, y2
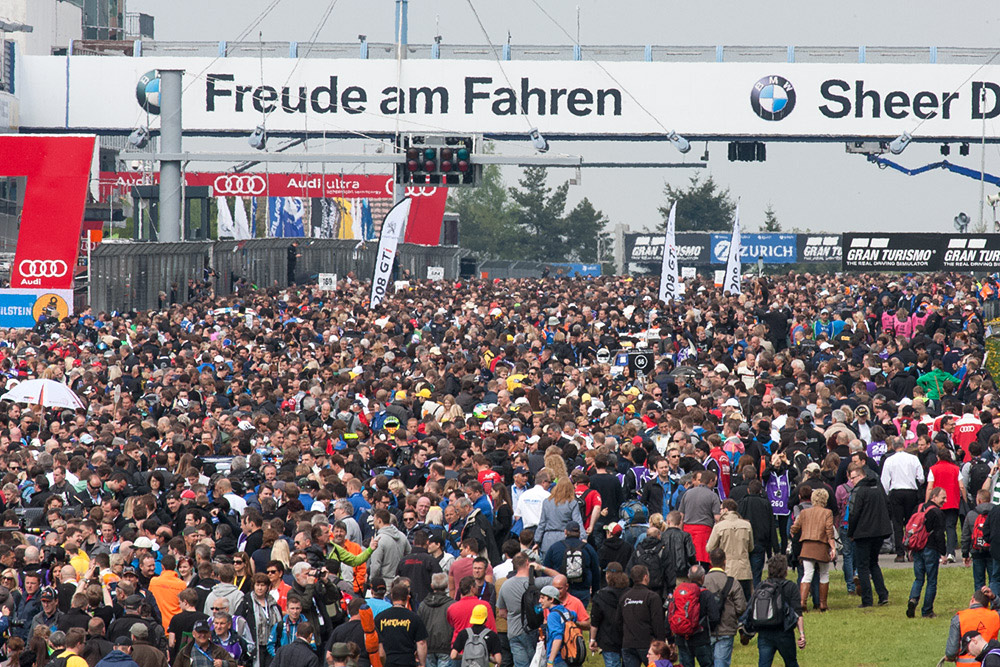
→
(140, 152, 701, 169)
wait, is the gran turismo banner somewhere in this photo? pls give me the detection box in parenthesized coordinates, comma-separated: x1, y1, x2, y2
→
(22, 56, 1000, 139)
(842, 233, 1000, 271)
(625, 233, 711, 266)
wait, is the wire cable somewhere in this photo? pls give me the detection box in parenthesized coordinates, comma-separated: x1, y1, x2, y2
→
(526, 0, 673, 135)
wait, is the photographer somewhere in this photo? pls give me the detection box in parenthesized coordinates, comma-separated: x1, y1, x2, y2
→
(287, 564, 339, 645)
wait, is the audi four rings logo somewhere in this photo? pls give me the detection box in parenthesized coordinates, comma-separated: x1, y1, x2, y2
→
(404, 187, 438, 197)
(213, 174, 267, 195)
(19, 260, 68, 278)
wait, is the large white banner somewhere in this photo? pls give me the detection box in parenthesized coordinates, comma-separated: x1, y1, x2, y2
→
(658, 202, 681, 303)
(370, 197, 411, 307)
(21, 56, 1000, 139)
(723, 205, 742, 295)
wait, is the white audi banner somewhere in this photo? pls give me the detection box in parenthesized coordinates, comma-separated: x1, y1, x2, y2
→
(370, 197, 411, 308)
(22, 56, 1000, 139)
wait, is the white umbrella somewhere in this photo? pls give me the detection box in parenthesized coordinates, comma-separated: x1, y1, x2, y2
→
(1, 379, 85, 410)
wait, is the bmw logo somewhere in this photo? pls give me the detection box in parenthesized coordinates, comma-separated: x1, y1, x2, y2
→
(750, 75, 796, 121)
(136, 70, 161, 115)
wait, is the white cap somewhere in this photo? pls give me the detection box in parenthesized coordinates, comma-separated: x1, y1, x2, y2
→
(683, 397, 697, 407)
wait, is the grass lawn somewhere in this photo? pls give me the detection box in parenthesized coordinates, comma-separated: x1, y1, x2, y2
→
(586, 565, 973, 667)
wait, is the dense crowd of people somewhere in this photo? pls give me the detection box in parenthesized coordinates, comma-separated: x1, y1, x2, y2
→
(0, 270, 997, 667)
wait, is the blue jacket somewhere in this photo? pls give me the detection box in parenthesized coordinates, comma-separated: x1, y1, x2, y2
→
(96, 650, 141, 667)
(544, 604, 576, 666)
(542, 538, 601, 595)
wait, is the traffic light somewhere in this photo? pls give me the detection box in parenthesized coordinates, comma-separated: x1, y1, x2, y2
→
(396, 135, 481, 187)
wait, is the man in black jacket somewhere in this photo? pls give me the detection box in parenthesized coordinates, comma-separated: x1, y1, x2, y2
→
(908, 487, 947, 619)
(737, 480, 778, 589)
(846, 464, 892, 609)
(272, 620, 319, 667)
(617, 564, 665, 667)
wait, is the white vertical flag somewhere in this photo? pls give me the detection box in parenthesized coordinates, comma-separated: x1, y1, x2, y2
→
(216, 197, 236, 238)
(233, 197, 252, 240)
(723, 203, 742, 295)
(370, 197, 412, 307)
(658, 202, 681, 303)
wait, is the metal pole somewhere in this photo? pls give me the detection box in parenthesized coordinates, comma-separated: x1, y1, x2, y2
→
(981, 85, 988, 233)
(158, 69, 185, 242)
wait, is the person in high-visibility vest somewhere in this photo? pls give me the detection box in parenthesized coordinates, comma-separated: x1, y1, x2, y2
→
(945, 588, 1000, 666)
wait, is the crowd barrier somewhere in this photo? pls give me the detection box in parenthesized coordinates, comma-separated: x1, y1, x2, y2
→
(89, 239, 462, 313)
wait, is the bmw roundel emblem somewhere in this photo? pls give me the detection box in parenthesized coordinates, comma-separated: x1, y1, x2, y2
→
(750, 75, 796, 121)
(136, 70, 161, 115)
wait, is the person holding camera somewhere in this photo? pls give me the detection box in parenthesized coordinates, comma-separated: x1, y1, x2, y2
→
(286, 564, 339, 645)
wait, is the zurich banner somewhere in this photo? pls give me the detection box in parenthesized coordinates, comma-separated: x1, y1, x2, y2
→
(709, 233, 797, 264)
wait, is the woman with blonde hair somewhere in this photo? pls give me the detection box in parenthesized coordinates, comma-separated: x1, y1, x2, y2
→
(543, 455, 568, 483)
(790, 488, 836, 612)
(270, 538, 291, 568)
(534, 478, 586, 555)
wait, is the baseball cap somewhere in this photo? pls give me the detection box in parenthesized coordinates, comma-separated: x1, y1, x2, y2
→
(133, 536, 155, 549)
(470, 604, 489, 625)
(539, 585, 560, 600)
(329, 643, 351, 659)
(40, 587, 57, 600)
(804, 462, 821, 474)
(193, 620, 212, 634)
(121, 566, 138, 577)
(513, 467, 529, 476)
(961, 630, 982, 654)
(130, 623, 149, 639)
(605, 524, 623, 537)
(123, 594, 143, 608)
(481, 421, 495, 432)
(113, 637, 132, 648)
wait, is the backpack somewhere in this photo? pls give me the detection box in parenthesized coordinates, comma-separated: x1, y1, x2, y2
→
(520, 569, 544, 633)
(557, 609, 587, 667)
(629, 466, 653, 496)
(42, 656, 69, 667)
(667, 582, 702, 638)
(633, 540, 667, 592)
(973, 511, 991, 552)
(619, 500, 648, 525)
(459, 628, 490, 667)
(746, 580, 784, 630)
(903, 505, 931, 552)
(563, 545, 586, 584)
(969, 458, 993, 499)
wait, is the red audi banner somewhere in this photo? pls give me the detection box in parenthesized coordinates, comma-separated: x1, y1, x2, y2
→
(99, 171, 397, 199)
(2, 135, 96, 290)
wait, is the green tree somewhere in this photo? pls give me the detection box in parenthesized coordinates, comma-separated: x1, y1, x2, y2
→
(564, 197, 611, 263)
(509, 166, 569, 262)
(658, 173, 736, 232)
(447, 163, 522, 258)
(762, 203, 781, 232)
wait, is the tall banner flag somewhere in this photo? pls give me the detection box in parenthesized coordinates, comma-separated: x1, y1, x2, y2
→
(216, 197, 236, 238)
(723, 204, 742, 295)
(658, 202, 681, 303)
(360, 199, 374, 241)
(370, 197, 412, 307)
(233, 197, 251, 240)
(268, 197, 305, 237)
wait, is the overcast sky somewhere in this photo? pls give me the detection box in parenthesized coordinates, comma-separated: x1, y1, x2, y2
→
(129, 0, 1000, 237)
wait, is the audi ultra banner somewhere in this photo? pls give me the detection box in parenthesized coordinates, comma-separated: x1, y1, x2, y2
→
(99, 171, 396, 199)
(843, 233, 1000, 271)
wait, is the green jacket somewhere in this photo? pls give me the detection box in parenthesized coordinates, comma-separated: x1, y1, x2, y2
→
(916, 368, 960, 400)
(324, 542, 373, 567)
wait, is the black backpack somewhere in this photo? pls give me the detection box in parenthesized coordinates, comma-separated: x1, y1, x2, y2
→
(43, 656, 70, 667)
(520, 569, 544, 633)
(633, 539, 669, 592)
(746, 580, 785, 630)
(969, 457, 992, 499)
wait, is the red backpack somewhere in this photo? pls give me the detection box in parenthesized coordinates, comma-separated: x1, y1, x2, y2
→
(668, 582, 702, 638)
(973, 511, 991, 552)
(902, 505, 930, 552)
